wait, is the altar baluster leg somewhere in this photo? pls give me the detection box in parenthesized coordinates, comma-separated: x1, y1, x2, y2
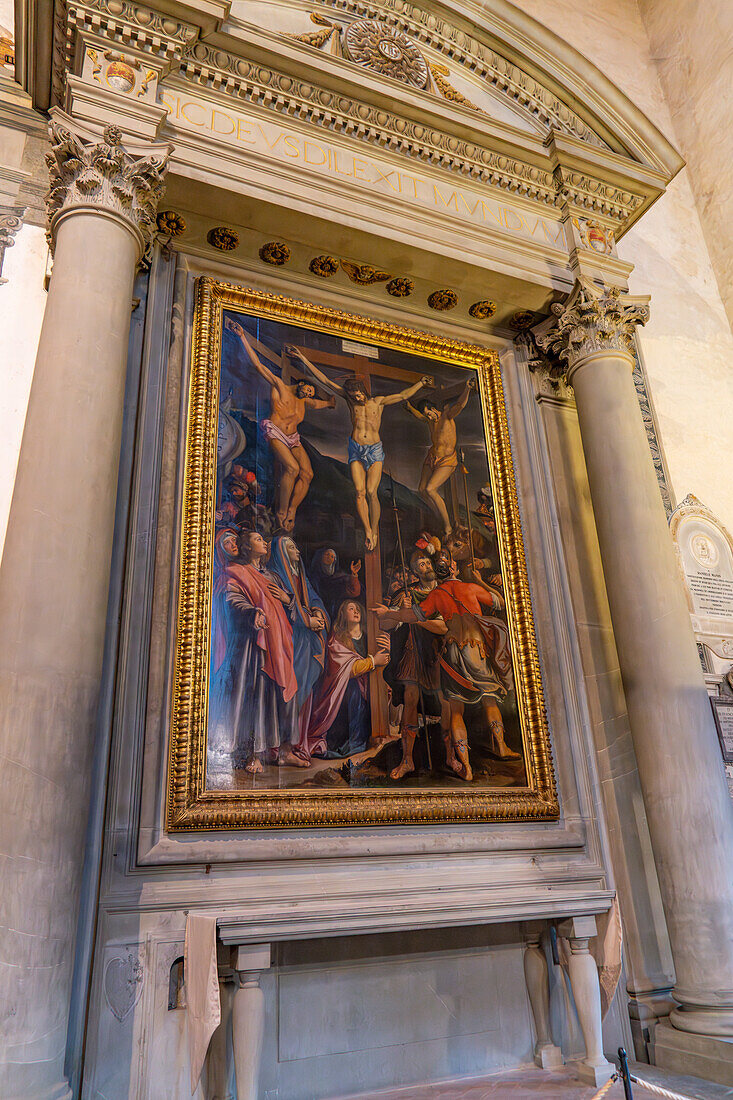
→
(232, 945, 271, 1100)
(558, 917, 614, 1086)
(523, 924, 563, 1068)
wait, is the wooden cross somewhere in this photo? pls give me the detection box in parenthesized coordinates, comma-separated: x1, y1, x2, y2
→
(287, 343, 427, 742)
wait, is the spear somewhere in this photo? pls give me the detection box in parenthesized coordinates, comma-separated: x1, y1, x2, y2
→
(459, 447, 476, 573)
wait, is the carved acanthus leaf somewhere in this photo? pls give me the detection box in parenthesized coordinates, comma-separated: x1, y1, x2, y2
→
(535, 280, 650, 375)
(44, 113, 171, 254)
(289, 12, 338, 49)
(430, 63, 480, 112)
(0, 204, 27, 285)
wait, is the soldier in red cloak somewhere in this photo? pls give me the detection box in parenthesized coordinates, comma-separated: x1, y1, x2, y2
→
(374, 549, 520, 780)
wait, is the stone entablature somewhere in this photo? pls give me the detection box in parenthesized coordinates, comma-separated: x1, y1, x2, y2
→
(39, 0, 680, 257)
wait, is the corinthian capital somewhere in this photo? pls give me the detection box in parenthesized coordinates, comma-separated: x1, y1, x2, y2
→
(0, 205, 27, 285)
(535, 279, 650, 377)
(44, 110, 172, 256)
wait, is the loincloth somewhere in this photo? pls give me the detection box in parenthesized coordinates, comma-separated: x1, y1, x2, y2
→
(426, 448, 459, 473)
(348, 436, 385, 470)
(261, 418, 301, 449)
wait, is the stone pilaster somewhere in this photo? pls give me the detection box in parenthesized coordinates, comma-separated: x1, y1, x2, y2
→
(536, 280, 733, 1046)
(0, 111, 170, 1100)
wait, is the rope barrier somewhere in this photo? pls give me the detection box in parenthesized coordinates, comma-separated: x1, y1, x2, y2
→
(589, 1074, 619, 1100)
(631, 1075, 698, 1100)
(586, 1069, 697, 1100)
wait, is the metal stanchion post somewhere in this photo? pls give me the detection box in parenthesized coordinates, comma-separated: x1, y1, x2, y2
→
(618, 1047, 634, 1100)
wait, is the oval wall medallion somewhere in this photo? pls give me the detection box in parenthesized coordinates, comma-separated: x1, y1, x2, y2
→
(345, 19, 429, 89)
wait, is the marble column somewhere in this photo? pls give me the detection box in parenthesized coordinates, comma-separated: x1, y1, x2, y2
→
(538, 281, 733, 1041)
(0, 110, 169, 1100)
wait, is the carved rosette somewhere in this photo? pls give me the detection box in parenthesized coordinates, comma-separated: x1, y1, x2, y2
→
(44, 113, 171, 255)
(535, 280, 649, 377)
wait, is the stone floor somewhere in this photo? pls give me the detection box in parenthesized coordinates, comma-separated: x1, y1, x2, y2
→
(336, 1061, 733, 1099)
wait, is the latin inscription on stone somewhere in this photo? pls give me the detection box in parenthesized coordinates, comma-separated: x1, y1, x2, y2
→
(675, 512, 733, 630)
(687, 572, 733, 620)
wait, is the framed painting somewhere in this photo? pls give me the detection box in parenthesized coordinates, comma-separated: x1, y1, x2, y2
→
(166, 277, 557, 828)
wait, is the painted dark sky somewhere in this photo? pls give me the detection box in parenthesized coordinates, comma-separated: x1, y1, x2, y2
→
(220, 308, 494, 506)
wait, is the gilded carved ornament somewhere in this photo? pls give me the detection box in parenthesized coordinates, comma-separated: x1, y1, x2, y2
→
(156, 210, 186, 236)
(429, 63, 479, 112)
(44, 114, 170, 253)
(309, 254, 340, 277)
(386, 277, 413, 297)
(340, 259, 390, 285)
(344, 18, 429, 88)
(469, 300, 497, 320)
(428, 289, 457, 310)
(535, 281, 650, 377)
(290, 11, 338, 49)
(259, 241, 291, 265)
(207, 226, 239, 250)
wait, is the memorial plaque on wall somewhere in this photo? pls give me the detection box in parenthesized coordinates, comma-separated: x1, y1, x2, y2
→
(670, 495, 733, 671)
(711, 698, 733, 763)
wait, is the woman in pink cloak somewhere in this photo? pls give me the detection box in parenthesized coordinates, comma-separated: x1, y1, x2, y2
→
(307, 600, 390, 758)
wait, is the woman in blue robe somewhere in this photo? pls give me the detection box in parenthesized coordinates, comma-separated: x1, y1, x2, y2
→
(269, 535, 330, 762)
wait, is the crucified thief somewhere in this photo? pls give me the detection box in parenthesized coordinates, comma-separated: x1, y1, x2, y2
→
(286, 345, 432, 551)
(226, 320, 335, 530)
(407, 376, 477, 539)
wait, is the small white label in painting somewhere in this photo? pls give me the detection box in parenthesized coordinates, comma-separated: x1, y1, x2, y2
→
(342, 339, 380, 359)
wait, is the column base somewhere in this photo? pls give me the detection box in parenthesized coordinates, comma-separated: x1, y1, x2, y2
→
(670, 1004, 733, 1038)
(654, 1019, 733, 1086)
(535, 1042, 564, 1069)
(575, 1059, 615, 1087)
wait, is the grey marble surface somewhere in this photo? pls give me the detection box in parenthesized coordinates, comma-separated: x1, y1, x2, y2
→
(333, 1060, 733, 1099)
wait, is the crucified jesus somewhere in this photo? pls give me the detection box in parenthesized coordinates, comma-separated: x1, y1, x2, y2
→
(286, 344, 432, 551)
(226, 320, 335, 531)
(407, 377, 477, 539)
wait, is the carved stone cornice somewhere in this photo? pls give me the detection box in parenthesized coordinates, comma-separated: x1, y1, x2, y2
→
(328, 0, 607, 150)
(535, 279, 650, 378)
(44, 110, 171, 254)
(178, 43, 560, 209)
(0, 204, 28, 284)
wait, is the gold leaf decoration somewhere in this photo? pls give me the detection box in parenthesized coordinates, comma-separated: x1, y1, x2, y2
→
(509, 310, 535, 330)
(386, 277, 414, 297)
(341, 259, 391, 285)
(309, 254, 340, 278)
(469, 300, 497, 319)
(430, 63, 480, 112)
(344, 19, 429, 89)
(156, 210, 186, 236)
(428, 289, 458, 311)
(207, 226, 239, 251)
(259, 241, 291, 265)
(290, 12, 337, 49)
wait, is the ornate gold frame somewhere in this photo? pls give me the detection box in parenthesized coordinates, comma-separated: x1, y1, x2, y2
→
(166, 277, 558, 829)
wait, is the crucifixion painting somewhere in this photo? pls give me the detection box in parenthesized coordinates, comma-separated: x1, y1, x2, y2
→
(205, 303, 528, 796)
